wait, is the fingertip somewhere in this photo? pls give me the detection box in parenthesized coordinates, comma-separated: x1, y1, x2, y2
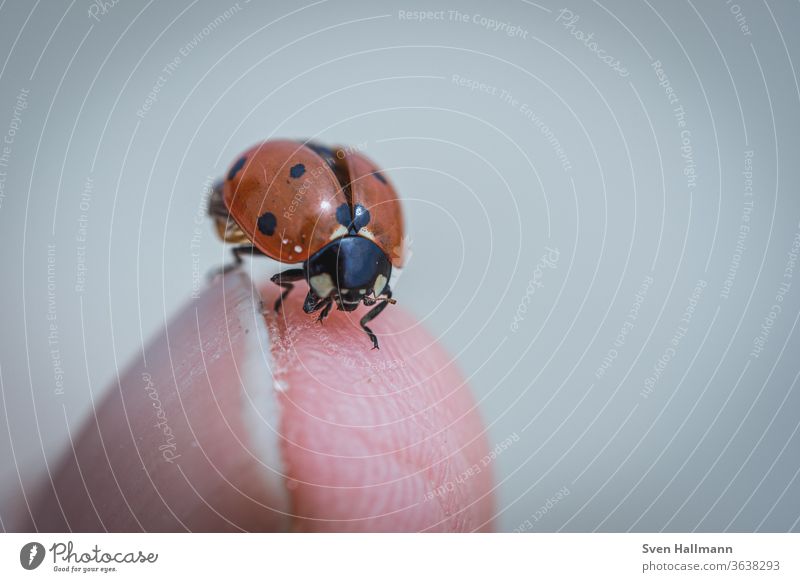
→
(31, 272, 290, 532)
(261, 280, 495, 532)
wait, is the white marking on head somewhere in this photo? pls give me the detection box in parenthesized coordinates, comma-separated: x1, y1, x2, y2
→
(310, 273, 335, 298)
(374, 274, 388, 297)
(329, 224, 348, 240)
(294, 245, 303, 253)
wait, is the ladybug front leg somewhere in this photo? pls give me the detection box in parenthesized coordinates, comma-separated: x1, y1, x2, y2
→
(359, 285, 392, 350)
(303, 290, 322, 313)
(270, 268, 305, 311)
(316, 298, 334, 323)
(302, 292, 334, 323)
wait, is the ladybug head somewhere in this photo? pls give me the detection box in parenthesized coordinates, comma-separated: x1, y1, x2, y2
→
(306, 235, 392, 311)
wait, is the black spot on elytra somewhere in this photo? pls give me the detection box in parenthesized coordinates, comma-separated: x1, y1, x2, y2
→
(353, 204, 370, 230)
(290, 163, 305, 179)
(257, 211, 277, 236)
(336, 203, 351, 227)
(305, 142, 336, 164)
(373, 170, 387, 184)
(227, 156, 247, 181)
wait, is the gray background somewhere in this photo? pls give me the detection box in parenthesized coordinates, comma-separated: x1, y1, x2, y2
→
(1, 0, 799, 532)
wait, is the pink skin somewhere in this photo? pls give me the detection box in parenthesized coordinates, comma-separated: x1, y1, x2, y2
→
(25, 272, 495, 532)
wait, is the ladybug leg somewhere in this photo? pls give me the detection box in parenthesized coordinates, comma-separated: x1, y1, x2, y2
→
(301, 292, 333, 323)
(303, 290, 322, 313)
(359, 285, 392, 350)
(208, 244, 263, 279)
(231, 244, 264, 266)
(316, 298, 334, 323)
(270, 268, 305, 311)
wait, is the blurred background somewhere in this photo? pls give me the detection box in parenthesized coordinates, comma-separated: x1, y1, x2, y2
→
(1, 0, 799, 532)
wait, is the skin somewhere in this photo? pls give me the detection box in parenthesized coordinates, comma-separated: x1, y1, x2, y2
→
(22, 272, 495, 532)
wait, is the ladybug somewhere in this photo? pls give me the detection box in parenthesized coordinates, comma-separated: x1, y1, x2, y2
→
(208, 139, 405, 349)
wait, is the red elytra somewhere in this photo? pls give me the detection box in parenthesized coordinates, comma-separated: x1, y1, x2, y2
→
(221, 139, 404, 266)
